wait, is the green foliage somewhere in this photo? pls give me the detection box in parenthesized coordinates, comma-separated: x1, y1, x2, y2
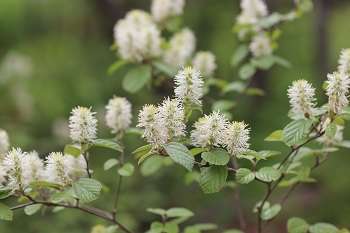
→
(287, 217, 309, 233)
(265, 130, 283, 142)
(117, 163, 134, 177)
(152, 60, 177, 77)
(255, 167, 281, 182)
(24, 204, 42, 216)
(122, 65, 152, 93)
(199, 165, 228, 194)
(92, 139, 122, 152)
(282, 119, 313, 147)
(239, 63, 256, 80)
(236, 168, 255, 184)
(108, 60, 131, 75)
(231, 44, 249, 67)
(163, 142, 194, 172)
(73, 178, 102, 203)
(260, 203, 281, 220)
(0, 188, 13, 199)
(103, 159, 119, 171)
(250, 55, 275, 70)
(201, 148, 230, 165)
(64, 144, 81, 158)
(30, 181, 62, 190)
(0, 202, 13, 221)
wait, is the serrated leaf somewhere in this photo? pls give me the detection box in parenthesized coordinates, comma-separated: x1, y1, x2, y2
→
(257, 150, 281, 160)
(164, 142, 194, 172)
(122, 65, 151, 93)
(212, 100, 236, 111)
(201, 148, 230, 165)
(140, 156, 163, 177)
(265, 130, 283, 141)
(152, 60, 177, 76)
(309, 223, 339, 233)
(24, 204, 42, 216)
(0, 202, 13, 221)
(0, 189, 13, 199)
(30, 181, 62, 190)
(146, 208, 166, 216)
(64, 144, 81, 158)
(92, 139, 122, 152)
(239, 63, 256, 80)
(236, 168, 255, 184)
(231, 44, 249, 67)
(117, 163, 134, 177)
(103, 159, 119, 171)
(73, 178, 102, 203)
(166, 207, 194, 218)
(190, 148, 206, 156)
(325, 123, 337, 138)
(51, 191, 72, 203)
(108, 60, 130, 75)
(199, 165, 228, 194)
(255, 167, 281, 182)
(261, 204, 281, 220)
(287, 217, 309, 233)
(251, 55, 275, 70)
(282, 119, 313, 147)
(132, 144, 153, 157)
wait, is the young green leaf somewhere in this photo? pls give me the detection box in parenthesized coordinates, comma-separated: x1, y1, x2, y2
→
(236, 168, 255, 184)
(265, 130, 283, 141)
(30, 181, 62, 190)
(0, 202, 13, 221)
(164, 142, 194, 172)
(73, 178, 102, 203)
(250, 55, 275, 70)
(24, 204, 42, 216)
(51, 191, 73, 203)
(117, 163, 134, 177)
(273, 55, 292, 68)
(140, 156, 163, 177)
(92, 139, 122, 152)
(239, 63, 256, 80)
(103, 158, 119, 171)
(212, 100, 236, 111)
(108, 60, 130, 75)
(166, 207, 194, 218)
(146, 208, 166, 216)
(255, 167, 281, 182)
(309, 222, 339, 233)
(231, 44, 249, 67)
(64, 144, 81, 158)
(190, 148, 206, 156)
(201, 148, 230, 165)
(287, 217, 309, 233)
(282, 119, 313, 147)
(325, 122, 337, 138)
(137, 151, 154, 165)
(261, 204, 281, 220)
(199, 165, 228, 194)
(122, 65, 152, 93)
(152, 60, 177, 77)
(0, 188, 13, 200)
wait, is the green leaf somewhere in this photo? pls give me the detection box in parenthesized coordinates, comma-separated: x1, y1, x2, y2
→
(152, 60, 177, 77)
(222, 230, 244, 233)
(132, 144, 153, 158)
(265, 130, 283, 141)
(333, 116, 345, 126)
(298, 0, 314, 13)
(166, 207, 194, 218)
(273, 55, 292, 68)
(309, 223, 339, 233)
(108, 60, 130, 75)
(336, 140, 350, 148)
(165, 16, 183, 32)
(201, 148, 230, 165)
(105, 225, 120, 233)
(257, 150, 281, 160)
(231, 44, 249, 67)
(137, 151, 154, 165)
(199, 165, 228, 194)
(24, 204, 42, 216)
(149, 221, 164, 233)
(287, 217, 309, 233)
(64, 144, 81, 158)
(30, 181, 62, 190)
(52, 206, 65, 213)
(246, 88, 265, 96)
(73, 178, 102, 203)
(103, 159, 119, 171)
(51, 191, 72, 203)
(236, 168, 255, 184)
(0, 202, 13, 221)
(325, 123, 337, 138)
(297, 166, 315, 182)
(164, 222, 179, 233)
(117, 163, 134, 177)
(251, 55, 275, 70)
(164, 142, 194, 172)
(140, 156, 163, 177)
(239, 63, 256, 80)
(282, 119, 313, 147)
(255, 167, 281, 182)
(190, 148, 206, 156)
(0, 188, 13, 199)
(222, 81, 245, 94)
(261, 204, 281, 220)
(212, 100, 236, 111)
(258, 12, 282, 28)
(146, 208, 166, 216)
(92, 139, 122, 152)
(122, 65, 152, 93)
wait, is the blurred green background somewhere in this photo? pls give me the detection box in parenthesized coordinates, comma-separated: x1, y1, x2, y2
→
(0, 0, 350, 232)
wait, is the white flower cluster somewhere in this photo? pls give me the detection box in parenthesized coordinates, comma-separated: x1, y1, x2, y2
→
(151, 0, 185, 22)
(44, 152, 72, 186)
(105, 96, 132, 134)
(191, 112, 250, 155)
(69, 106, 98, 144)
(193, 51, 217, 78)
(0, 129, 10, 159)
(287, 79, 317, 117)
(113, 10, 161, 63)
(338, 48, 350, 75)
(163, 28, 196, 68)
(326, 72, 350, 114)
(249, 33, 273, 58)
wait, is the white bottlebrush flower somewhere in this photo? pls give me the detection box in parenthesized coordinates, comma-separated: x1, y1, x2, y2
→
(326, 72, 350, 114)
(193, 51, 217, 78)
(105, 96, 132, 134)
(44, 152, 72, 186)
(287, 79, 317, 117)
(3, 148, 31, 191)
(113, 10, 161, 63)
(157, 98, 186, 141)
(0, 164, 6, 184)
(163, 28, 196, 68)
(0, 129, 10, 159)
(66, 154, 87, 179)
(151, 0, 185, 22)
(190, 111, 229, 149)
(338, 48, 350, 75)
(249, 33, 272, 57)
(137, 104, 164, 149)
(240, 0, 268, 20)
(69, 106, 98, 144)
(223, 121, 250, 156)
(27, 151, 45, 181)
(174, 66, 203, 107)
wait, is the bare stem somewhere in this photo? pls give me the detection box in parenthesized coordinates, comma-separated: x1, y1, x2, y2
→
(113, 139, 125, 218)
(83, 151, 92, 178)
(231, 157, 246, 231)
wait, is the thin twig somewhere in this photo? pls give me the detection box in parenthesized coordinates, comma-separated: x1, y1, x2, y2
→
(83, 151, 92, 178)
(113, 139, 125, 218)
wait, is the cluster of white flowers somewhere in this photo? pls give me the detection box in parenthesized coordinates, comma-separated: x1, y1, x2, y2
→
(69, 106, 98, 144)
(193, 51, 217, 78)
(27, 151, 45, 181)
(0, 129, 10, 159)
(138, 99, 186, 150)
(249, 33, 273, 58)
(174, 66, 203, 107)
(163, 28, 196, 68)
(44, 152, 72, 186)
(105, 96, 132, 134)
(338, 48, 350, 75)
(66, 154, 87, 179)
(326, 72, 350, 114)
(287, 79, 317, 117)
(151, 0, 185, 22)
(113, 10, 161, 63)
(223, 121, 250, 156)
